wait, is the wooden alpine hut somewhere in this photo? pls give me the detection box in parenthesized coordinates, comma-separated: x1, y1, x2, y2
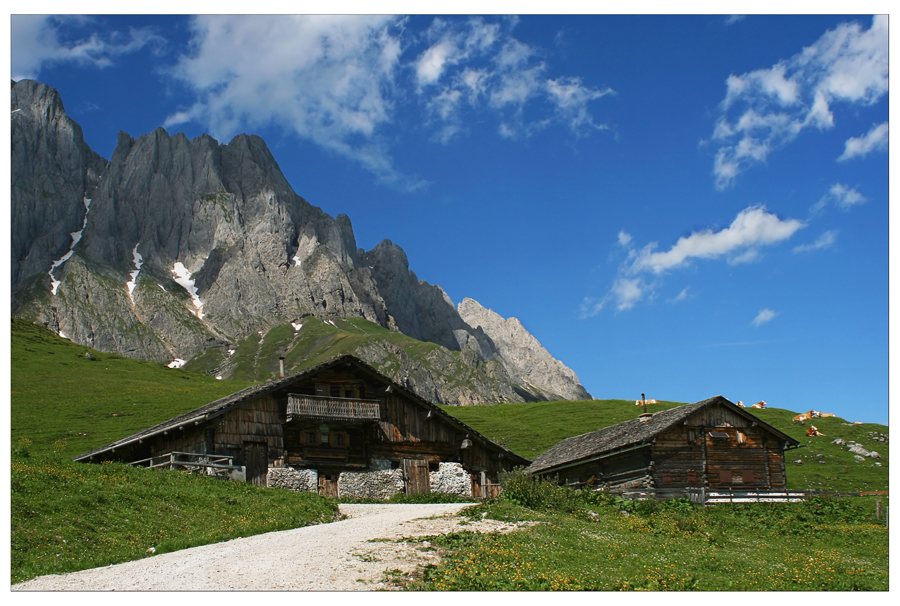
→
(526, 396, 800, 497)
(74, 355, 529, 499)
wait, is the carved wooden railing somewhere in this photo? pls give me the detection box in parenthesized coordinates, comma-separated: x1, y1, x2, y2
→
(287, 394, 382, 421)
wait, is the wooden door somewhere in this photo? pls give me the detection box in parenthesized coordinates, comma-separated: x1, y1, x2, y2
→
(318, 473, 339, 497)
(403, 459, 430, 495)
(243, 441, 268, 487)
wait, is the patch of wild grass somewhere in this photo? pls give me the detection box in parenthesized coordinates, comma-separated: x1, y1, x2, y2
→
(10, 453, 339, 585)
(410, 474, 888, 591)
(10, 318, 251, 459)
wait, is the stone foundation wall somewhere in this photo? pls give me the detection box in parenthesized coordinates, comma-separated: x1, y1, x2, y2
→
(429, 462, 472, 497)
(338, 459, 405, 499)
(267, 467, 317, 492)
(266, 460, 474, 499)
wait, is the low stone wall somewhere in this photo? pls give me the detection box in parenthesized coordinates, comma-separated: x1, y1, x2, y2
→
(429, 462, 472, 497)
(267, 467, 317, 492)
(338, 459, 405, 499)
(267, 460, 474, 499)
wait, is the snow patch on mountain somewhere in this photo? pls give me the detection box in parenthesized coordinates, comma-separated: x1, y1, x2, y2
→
(126, 244, 143, 304)
(171, 262, 204, 319)
(49, 197, 92, 295)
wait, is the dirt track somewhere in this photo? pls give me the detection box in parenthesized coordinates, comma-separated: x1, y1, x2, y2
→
(12, 503, 524, 591)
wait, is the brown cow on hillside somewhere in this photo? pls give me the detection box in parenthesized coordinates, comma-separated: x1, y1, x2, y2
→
(806, 425, 825, 437)
(751, 401, 767, 409)
(793, 410, 820, 424)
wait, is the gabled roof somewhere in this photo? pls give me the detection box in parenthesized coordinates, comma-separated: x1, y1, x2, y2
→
(526, 395, 799, 475)
(74, 354, 530, 465)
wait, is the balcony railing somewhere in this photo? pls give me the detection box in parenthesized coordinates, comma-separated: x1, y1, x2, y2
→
(287, 394, 382, 421)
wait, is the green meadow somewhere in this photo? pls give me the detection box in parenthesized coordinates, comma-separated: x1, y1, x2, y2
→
(9, 318, 889, 588)
(410, 475, 888, 591)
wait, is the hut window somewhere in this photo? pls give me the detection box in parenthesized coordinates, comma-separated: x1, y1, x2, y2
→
(719, 470, 732, 484)
(661, 472, 673, 485)
(687, 470, 699, 484)
(305, 432, 315, 444)
(333, 432, 348, 447)
(708, 431, 729, 439)
(743, 469, 755, 484)
(331, 385, 341, 397)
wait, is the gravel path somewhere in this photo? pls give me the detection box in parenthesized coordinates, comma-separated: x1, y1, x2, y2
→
(12, 503, 525, 591)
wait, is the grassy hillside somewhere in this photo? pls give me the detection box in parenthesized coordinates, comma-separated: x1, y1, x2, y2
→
(11, 455, 338, 584)
(183, 316, 445, 381)
(184, 316, 527, 404)
(439, 400, 889, 493)
(10, 318, 253, 459)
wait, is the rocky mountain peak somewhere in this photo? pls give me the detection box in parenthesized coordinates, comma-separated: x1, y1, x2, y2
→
(11, 78, 592, 405)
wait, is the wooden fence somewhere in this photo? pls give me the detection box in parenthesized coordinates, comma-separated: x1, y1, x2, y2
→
(130, 451, 246, 481)
(604, 486, 887, 505)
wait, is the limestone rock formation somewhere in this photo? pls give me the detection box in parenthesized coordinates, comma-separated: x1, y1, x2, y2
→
(10, 78, 592, 405)
(458, 298, 592, 401)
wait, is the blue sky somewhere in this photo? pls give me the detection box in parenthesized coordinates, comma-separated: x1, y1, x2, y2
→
(9, 12, 891, 424)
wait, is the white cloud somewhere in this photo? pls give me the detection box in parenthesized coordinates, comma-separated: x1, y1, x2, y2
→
(165, 15, 425, 191)
(611, 277, 645, 311)
(10, 15, 162, 81)
(630, 206, 805, 275)
(672, 287, 691, 303)
(584, 206, 804, 314)
(165, 15, 612, 190)
(811, 183, 867, 214)
(725, 16, 746, 26)
(712, 16, 887, 188)
(579, 296, 605, 319)
(752, 308, 777, 327)
(838, 122, 889, 161)
(794, 230, 838, 253)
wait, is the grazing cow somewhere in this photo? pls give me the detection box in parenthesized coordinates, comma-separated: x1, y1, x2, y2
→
(793, 410, 821, 424)
(818, 412, 836, 418)
(635, 399, 659, 406)
(736, 401, 745, 407)
(806, 425, 825, 437)
(751, 401, 767, 409)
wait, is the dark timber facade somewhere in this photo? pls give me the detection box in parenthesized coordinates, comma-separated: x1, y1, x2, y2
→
(74, 355, 529, 499)
(526, 396, 800, 495)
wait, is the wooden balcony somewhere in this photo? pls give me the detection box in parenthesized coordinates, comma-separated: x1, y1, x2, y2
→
(287, 394, 382, 422)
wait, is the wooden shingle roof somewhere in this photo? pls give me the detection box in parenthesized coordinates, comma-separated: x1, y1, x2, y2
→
(74, 354, 530, 465)
(526, 395, 798, 475)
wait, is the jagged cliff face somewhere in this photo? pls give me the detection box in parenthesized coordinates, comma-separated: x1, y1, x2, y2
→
(11, 79, 592, 405)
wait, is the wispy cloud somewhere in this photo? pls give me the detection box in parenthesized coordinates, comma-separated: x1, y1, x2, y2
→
(793, 230, 838, 254)
(838, 121, 889, 161)
(163, 15, 613, 191)
(671, 287, 691, 303)
(584, 206, 805, 314)
(752, 308, 777, 327)
(163, 16, 424, 191)
(416, 17, 614, 143)
(711, 15, 887, 189)
(725, 16, 746, 26)
(10, 15, 163, 81)
(629, 206, 805, 276)
(811, 183, 867, 215)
